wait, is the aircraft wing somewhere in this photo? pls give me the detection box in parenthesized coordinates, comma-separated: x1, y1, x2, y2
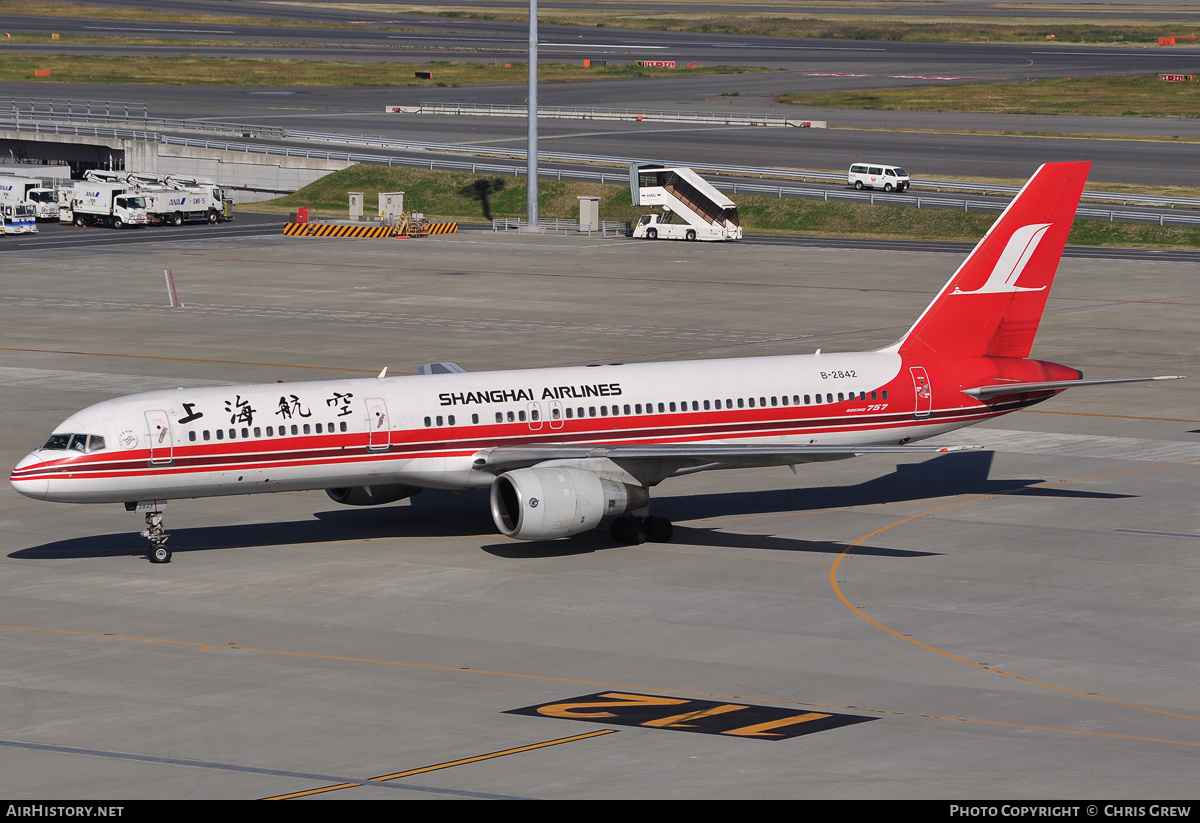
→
(473, 442, 979, 474)
(963, 375, 1184, 399)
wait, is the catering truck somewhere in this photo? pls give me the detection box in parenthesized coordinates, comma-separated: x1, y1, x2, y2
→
(108, 172, 233, 225)
(66, 181, 148, 229)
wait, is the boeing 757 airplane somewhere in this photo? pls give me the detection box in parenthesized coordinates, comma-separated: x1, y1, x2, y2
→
(10, 162, 1181, 562)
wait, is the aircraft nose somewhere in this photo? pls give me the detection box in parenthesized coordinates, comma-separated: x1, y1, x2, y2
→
(10, 453, 49, 500)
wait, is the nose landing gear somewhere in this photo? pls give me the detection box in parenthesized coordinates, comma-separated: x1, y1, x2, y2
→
(128, 501, 172, 563)
(141, 511, 172, 563)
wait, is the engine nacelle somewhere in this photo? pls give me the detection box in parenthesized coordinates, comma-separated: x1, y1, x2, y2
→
(325, 484, 421, 506)
(490, 467, 648, 540)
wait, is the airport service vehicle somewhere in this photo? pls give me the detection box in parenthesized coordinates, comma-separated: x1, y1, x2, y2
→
(848, 163, 910, 192)
(0, 200, 38, 234)
(24, 186, 67, 220)
(119, 172, 233, 225)
(11, 162, 1182, 563)
(631, 164, 741, 241)
(0, 175, 39, 203)
(67, 181, 148, 229)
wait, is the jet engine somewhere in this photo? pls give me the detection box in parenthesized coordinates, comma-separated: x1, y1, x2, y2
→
(325, 484, 421, 506)
(490, 467, 648, 540)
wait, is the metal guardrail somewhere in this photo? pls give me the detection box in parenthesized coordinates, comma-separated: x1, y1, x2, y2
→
(406, 102, 809, 128)
(492, 218, 630, 235)
(3, 110, 1198, 227)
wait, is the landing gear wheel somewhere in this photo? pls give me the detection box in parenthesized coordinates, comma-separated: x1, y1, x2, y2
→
(610, 516, 648, 545)
(646, 516, 674, 543)
(140, 510, 172, 563)
(646, 227, 658, 240)
(685, 229, 696, 241)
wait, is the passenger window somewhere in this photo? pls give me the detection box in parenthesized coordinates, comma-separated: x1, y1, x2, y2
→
(424, 417, 431, 427)
(496, 412, 503, 423)
(737, 398, 744, 408)
(837, 393, 844, 402)
(472, 414, 479, 424)
(448, 415, 455, 426)
(216, 430, 224, 440)
(254, 427, 261, 437)
(771, 397, 778, 406)
(589, 407, 596, 417)
(703, 400, 710, 410)
(669, 402, 677, 412)
(748, 398, 755, 408)
(340, 422, 347, 432)
(303, 424, 311, 434)
(692, 401, 699, 411)
(228, 429, 236, 439)
(241, 428, 249, 438)
(188, 431, 196, 442)
(600, 406, 608, 417)
(291, 425, 298, 435)
(882, 390, 888, 400)
(871, 391, 877, 401)
(826, 394, 833, 403)
(624, 404, 631, 415)
(507, 411, 515, 422)
(805, 395, 811, 404)
(552, 408, 561, 419)
(566, 408, 574, 418)
(531, 409, 539, 420)
(315, 423, 323, 433)
(436, 416, 444, 426)
(203, 430, 211, 441)
(518, 411, 526, 422)
(657, 403, 665, 413)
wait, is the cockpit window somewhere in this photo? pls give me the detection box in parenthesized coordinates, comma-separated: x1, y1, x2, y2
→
(41, 434, 72, 450)
(41, 433, 105, 452)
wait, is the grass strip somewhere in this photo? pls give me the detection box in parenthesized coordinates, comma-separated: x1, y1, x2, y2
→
(0, 53, 763, 86)
(255, 165, 1200, 249)
(779, 75, 1200, 118)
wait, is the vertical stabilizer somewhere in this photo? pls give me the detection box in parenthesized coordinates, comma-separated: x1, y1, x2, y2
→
(891, 161, 1090, 359)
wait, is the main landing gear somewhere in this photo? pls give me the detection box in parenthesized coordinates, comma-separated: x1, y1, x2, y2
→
(610, 514, 674, 545)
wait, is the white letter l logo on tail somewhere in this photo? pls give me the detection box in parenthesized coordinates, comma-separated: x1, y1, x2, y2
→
(954, 222, 1052, 295)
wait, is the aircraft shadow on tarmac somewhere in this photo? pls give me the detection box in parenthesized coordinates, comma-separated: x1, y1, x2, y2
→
(11, 452, 1131, 561)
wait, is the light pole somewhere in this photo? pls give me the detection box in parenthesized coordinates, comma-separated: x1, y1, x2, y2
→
(526, 0, 538, 226)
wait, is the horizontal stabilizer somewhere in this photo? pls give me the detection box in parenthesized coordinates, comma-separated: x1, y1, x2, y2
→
(964, 375, 1184, 399)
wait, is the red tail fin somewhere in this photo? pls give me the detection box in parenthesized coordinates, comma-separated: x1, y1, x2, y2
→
(892, 161, 1090, 359)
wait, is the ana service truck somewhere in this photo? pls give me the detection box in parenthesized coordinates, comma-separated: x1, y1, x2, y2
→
(67, 181, 148, 229)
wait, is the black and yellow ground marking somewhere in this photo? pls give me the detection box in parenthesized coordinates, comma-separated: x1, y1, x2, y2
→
(507, 691, 872, 741)
(283, 222, 394, 238)
(283, 222, 458, 238)
(261, 729, 616, 800)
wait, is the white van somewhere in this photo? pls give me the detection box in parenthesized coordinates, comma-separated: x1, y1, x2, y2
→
(848, 163, 910, 192)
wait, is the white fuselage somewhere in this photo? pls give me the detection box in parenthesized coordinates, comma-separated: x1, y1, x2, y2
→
(10, 350, 995, 505)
